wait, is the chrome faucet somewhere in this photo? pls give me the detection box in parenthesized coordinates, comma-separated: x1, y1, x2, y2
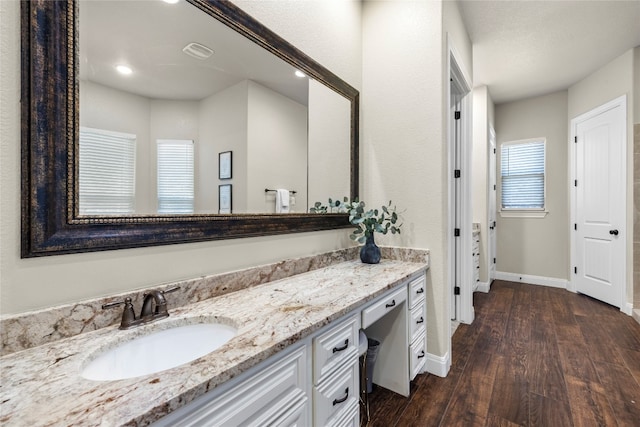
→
(103, 286, 180, 330)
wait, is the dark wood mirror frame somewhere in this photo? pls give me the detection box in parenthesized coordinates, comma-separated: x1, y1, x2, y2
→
(21, 0, 359, 257)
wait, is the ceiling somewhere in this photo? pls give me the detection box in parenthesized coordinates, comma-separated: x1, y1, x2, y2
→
(79, 0, 308, 105)
(458, 0, 640, 104)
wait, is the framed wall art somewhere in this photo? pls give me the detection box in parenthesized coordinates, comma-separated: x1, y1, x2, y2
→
(219, 151, 232, 179)
(219, 184, 232, 214)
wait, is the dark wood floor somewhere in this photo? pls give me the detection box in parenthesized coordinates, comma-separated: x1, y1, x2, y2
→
(366, 280, 640, 426)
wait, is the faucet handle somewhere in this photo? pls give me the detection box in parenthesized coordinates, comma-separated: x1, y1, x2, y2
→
(102, 297, 137, 329)
(162, 286, 180, 295)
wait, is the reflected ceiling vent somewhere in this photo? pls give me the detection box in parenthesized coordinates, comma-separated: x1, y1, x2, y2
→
(182, 42, 214, 60)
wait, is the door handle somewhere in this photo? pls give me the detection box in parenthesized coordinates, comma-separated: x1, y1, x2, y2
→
(609, 229, 619, 236)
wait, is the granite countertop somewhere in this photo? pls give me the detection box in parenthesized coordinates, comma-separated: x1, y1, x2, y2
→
(0, 259, 427, 426)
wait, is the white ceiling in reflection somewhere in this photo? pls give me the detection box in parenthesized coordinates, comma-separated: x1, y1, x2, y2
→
(79, 0, 309, 105)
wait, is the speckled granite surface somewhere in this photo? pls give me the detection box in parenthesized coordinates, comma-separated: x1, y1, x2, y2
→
(0, 248, 358, 356)
(0, 251, 428, 426)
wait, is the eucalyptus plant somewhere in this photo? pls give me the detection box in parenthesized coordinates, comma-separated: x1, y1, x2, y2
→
(311, 197, 403, 244)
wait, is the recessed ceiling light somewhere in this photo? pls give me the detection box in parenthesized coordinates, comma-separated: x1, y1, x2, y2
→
(116, 65, 133, 75)
(182, 42, 214, 60)
(162, 0, 180, 4)
(295, 70, 306, 78)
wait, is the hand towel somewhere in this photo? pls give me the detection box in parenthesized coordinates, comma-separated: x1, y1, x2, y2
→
(276, 189, 290, 213)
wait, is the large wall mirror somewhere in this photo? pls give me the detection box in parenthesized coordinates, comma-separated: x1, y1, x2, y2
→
(21, 0, 359, 257)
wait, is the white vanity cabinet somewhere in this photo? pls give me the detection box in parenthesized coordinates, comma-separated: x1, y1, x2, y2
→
(154, 271, 428, 427)
(408, 275, 427, 379)
(473, 231, 481, 289)
(154, 315, 362, 427)
(312, 315, 360, 426)
(360, 272, 427, 397)
(153, 344, 311, 427)
(361, 284, 410, 397)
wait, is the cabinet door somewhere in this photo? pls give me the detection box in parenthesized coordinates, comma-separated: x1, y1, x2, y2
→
(153, 345, 309, 427)
(252, 396, 309, 427)
(313, 360, 359, 427)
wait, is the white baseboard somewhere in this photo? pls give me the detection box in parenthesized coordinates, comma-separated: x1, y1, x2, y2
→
(425, 351, 450, 378)
(495, 271, 568, 289)
(622, 302, 633, 316)
(476, 281, 491, 293)
(632, 309, 640, 325)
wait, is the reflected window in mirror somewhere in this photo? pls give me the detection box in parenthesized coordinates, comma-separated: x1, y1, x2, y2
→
(78, 127, 136, 215)
(157, 140, 195, 214)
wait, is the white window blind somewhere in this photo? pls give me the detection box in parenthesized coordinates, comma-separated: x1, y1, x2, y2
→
(78, 127, 136, 215)
(157, 139, 194, 214)
(501, 140, 545, 210)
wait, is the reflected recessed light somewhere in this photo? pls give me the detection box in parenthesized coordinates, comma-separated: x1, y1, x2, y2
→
(116, 65, 133, 75)
(295, 70, 306, 78)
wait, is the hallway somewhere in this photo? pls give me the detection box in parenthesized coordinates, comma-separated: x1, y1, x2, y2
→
(366, 281, 640, 426)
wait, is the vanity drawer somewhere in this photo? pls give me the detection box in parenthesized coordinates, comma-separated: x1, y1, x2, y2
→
(362, 286, 407, 329)
(313, 315, 360, 384)
(330, 400, 359, 427)
(313, 359, 359, 427)
(409, 330, 427, 380)
(408, 275, 426, 307)
(409, 300, 426, 342)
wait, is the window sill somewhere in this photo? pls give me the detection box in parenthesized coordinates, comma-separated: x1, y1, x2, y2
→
(500, 210, 548, 218)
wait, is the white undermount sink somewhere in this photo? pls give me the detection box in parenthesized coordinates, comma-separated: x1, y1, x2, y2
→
(81, 322, 237, 381)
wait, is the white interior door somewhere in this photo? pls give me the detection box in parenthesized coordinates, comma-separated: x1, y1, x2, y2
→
(572, 96, 626, 308)
(488, 127, 497, 283)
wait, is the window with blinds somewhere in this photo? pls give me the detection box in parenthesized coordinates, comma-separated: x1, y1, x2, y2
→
(78, 127, 136, 215)
(157, 139, 195, 214)
(501, 139, 545, 210)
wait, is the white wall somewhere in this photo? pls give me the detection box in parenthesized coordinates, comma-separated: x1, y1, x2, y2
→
(362, 0, 472, 364)
(568, 49, 635, 305)
(495, 91, 569, 281)
(198, 81, 249, 213)
(247, 81, 307, 213)
(0, 0, 361, 314)
(308, 79, 351, 210)
(443, 0, 472, 83)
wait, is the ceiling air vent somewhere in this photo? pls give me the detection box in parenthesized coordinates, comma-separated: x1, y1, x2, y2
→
(182, 42, 214, 60)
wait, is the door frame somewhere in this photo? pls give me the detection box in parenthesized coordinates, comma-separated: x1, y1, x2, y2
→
(488, 125, 497, 285)
(569, 94, 628, 314)
(446, 36, 473, 332)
